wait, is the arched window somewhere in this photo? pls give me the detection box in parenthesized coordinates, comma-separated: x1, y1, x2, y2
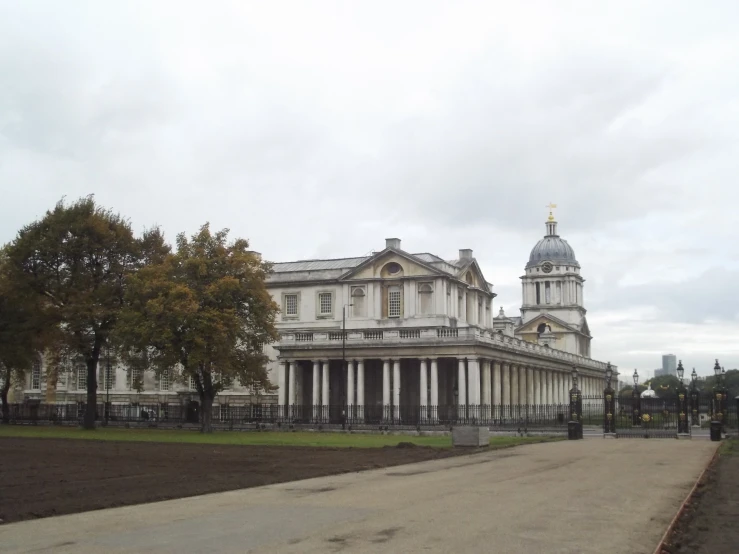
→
(351, 286, 366, 317)
(418, 283, 434, 315)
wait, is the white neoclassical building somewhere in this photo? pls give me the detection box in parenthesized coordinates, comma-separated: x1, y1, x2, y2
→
(266, 217, 613, 423)
(14, 212, 612, 422)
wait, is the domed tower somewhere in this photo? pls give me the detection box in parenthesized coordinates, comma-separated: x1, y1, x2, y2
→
(516, 206, 592, 357)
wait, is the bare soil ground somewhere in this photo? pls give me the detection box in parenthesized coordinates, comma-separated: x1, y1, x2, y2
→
(661, 441, 739, 554)
(0, 437, 465, 524)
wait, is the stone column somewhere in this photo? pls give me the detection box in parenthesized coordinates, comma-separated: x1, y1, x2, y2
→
(382, 359, 391, 420)
(321, 360, 329, 421)
(393, 360, 401, 421)
(520, 366, 528, 406)
(288, 360, 297, 406)
(510, 364, 519, 405)
(493, 361, 502, 406)
(502, 362, 511, 407)
(420, 359, 428, 422)
(540, 370, 546, 405)
(545, 370, 552, 404)
(482, 359, 492, 407)
(278, 360, 287, 408)
(471, 358, 481, 420)
(430, 358, 439, 422)
(347, 359, 355, 421)
(525, 367, 533, 405)
(356, 359, 365, 421)
(468, 358, 480, 405)
(457, 358, 467, 420)
(533, 369, 541, 406)
(312, 360, 320, 420)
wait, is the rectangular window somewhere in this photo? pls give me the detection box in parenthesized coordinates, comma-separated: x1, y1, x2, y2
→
(31, 360, 41, 390)
(388, 287, 401, 318)
(545, 281, 551, 304)
(78, 366, 87, 390)
(535, 282, 541, 304)
(318, 292, 333, 315)
(103, 362, 116, 390)
(129, 368, 143, 390)
(284, 294, 298, 317)
(160, 370, 170, 391)
(189, 375, 197, 391)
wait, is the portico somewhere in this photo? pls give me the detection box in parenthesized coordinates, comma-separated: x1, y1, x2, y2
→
(276, 327, 609, 424)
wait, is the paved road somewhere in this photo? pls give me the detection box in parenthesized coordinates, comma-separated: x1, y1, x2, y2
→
(0, 440, 717, 554)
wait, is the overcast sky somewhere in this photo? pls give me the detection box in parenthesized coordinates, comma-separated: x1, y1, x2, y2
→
(1, 1, 737, 377)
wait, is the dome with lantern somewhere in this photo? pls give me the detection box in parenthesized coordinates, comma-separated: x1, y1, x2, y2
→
(526, 210, 579, 269)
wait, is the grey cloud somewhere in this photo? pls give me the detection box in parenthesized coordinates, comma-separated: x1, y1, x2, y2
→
(0, 1, 737, 373)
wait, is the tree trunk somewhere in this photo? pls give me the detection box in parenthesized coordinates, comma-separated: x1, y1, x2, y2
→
(200, 391, 215, 433)
(83, 357, 98, 430)
(1, 367, 10, 424)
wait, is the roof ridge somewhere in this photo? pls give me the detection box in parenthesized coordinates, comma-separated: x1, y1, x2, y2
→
(272, 255, 370, 265)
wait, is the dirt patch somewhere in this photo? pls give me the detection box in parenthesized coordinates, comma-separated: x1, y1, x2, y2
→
(661, 441, 739, 553)
(0, 437, 468, 524)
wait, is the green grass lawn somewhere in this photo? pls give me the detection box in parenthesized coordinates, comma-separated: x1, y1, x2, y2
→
(0, 425, 563, 449)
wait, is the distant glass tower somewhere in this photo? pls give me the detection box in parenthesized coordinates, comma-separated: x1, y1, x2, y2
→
(662, 354, 677, 377)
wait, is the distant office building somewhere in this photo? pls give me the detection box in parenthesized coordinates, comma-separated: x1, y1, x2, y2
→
(662, 354, 677, 376)
(654, 368, 667, 377)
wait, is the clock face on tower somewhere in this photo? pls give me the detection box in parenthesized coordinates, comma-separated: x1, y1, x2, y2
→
(541, 262, 553, 273)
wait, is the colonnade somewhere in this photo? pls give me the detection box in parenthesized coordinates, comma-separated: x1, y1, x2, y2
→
(277, 357, 607, 416)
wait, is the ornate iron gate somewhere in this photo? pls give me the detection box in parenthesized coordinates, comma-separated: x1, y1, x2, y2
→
(616, 397, 684, 438)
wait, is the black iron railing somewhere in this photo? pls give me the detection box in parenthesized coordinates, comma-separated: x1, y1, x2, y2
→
(3, 396, 736, 430)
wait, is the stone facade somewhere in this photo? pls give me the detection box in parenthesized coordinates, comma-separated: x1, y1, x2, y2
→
(265, 236, 613, 420)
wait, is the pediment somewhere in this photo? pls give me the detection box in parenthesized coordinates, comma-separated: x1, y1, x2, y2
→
(340, 249, 446, 281)
(516, 313, 579, 335)
(456, 260, 490, 292)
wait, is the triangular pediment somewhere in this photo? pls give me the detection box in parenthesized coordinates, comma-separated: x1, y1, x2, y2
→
(516, 313, 583, 335)
(456, 260, 491, 293)
(339, 249, 446, 281)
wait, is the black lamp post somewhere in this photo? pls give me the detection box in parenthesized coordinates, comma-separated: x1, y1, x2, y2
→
(341, 303, 353, 421)
(603, 362, 615, 434)
(690, 368, 700, 426)
(632, 369, 641, 426)
(712, 359, 727, 434)
(104, 347, 111, 425)
(568, 366, 583, 439)
(676, 360, 689, 434)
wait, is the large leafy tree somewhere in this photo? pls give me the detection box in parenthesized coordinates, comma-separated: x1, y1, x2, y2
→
(4, 197, 167, 429)
(116, 224, 279, 433)
(0, 249, 56, 422)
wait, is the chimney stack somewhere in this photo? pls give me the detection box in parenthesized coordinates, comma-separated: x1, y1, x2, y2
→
(459, 248, 473, 261)
(386, 238, 401, 250)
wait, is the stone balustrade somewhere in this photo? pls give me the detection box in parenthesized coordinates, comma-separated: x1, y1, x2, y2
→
(278, 326, 611, 372)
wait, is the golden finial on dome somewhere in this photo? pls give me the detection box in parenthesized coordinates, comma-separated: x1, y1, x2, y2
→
(545, 202, 557, 221)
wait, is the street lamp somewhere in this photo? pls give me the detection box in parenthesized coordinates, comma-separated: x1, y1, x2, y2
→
(677, 360, 684, 384)
(714, 359, 721, 379)
(341, 303, 354, 402)
(571, 367, 579, 391)
(691, 368, 697, 388)
(605, 363, 613, 389)
(104, 347, 111, 425)
(632, 369, 641, 426)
